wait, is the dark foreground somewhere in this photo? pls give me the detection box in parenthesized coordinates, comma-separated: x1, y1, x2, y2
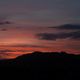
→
(0, 51, 80, 80)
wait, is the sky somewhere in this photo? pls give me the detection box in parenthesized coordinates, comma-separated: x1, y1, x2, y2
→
(0, 0, 80, 59)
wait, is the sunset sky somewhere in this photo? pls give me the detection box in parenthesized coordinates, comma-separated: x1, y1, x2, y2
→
(0, 0, 80, 59)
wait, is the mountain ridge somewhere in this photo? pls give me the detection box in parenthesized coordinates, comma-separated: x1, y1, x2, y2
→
(0, 51, 80, 80)
(0, 51, 80, 67)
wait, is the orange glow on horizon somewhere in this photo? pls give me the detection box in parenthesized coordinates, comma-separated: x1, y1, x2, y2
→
(0, 44, 80, 59)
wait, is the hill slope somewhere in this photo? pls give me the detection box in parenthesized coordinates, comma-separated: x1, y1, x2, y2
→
(0, 51, 80, 80)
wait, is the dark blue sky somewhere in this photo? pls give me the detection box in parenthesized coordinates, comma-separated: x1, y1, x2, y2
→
(0, 0, 80, 26)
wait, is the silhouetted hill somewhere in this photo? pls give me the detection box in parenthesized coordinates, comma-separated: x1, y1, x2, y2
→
(0, 51, 80, 69)
(0, 51, 80, 80)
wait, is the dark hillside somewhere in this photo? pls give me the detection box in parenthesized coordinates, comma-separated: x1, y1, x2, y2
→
(0, 51, 80, 80)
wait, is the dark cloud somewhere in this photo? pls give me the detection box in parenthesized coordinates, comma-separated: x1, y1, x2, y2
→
(0, 16, 11, 25)
(36, 31, 80, 41)
(0, 49, 15, 53)
(5, 44, 49, 48)
(49, 24, 80, 30)
(0, 28, 8, 31)
(0, 49, 31, 53)
(0, 49, 14, 59)
(0, 19, 12, 31)
(0, 21, 11, 25)
(0, 49, 21, 59)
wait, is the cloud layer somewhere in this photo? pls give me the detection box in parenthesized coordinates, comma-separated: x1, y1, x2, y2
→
(50, 24, 80, 30)
(36, 31, 80, 41)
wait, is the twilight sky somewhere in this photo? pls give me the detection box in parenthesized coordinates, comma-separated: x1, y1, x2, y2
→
(0, 0, 80, 59)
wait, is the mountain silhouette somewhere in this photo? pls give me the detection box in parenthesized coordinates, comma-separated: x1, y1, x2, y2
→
(0, 51, 80, 80)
